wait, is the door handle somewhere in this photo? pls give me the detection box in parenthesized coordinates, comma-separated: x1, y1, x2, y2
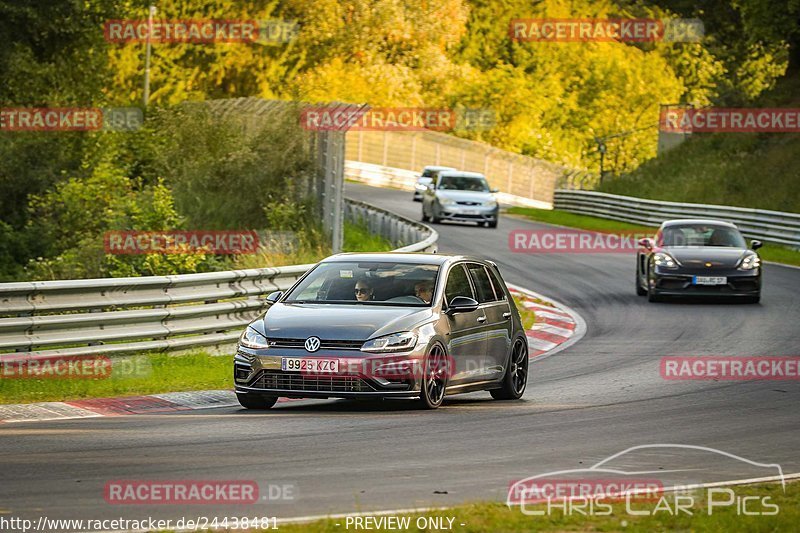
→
(502, 312, 512, 319)
(477, 316, 487, 323)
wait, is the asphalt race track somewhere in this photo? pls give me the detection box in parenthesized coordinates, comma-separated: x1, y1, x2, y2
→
(1, 182, 799, 525)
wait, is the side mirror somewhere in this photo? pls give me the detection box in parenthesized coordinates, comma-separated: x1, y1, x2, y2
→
(638, 238, 654, 250)
(490, 187, 499, 193)
(751, 239, 763, 250)
(265, 291, 283, 303)
(446, 296, 479, 315)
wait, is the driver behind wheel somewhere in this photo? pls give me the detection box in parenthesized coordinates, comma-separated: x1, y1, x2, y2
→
(354, 279, 375, 302)
(414, 280, 434, 304)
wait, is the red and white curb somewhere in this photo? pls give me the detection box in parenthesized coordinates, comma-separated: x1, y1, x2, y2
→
(507, 283, 586, 361)
(0, 286, 585, 424)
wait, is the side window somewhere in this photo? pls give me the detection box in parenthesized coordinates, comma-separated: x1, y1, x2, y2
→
(486, 266, 507, 301)
(467, 264, 498, 303)
(445, 264, 474, 304)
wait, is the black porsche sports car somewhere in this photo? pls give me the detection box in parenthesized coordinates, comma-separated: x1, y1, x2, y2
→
(636, 219, 762, 303)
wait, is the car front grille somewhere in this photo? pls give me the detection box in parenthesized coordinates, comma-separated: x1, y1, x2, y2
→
(250, 370, 374, 393)
(456, 201, 481, 206)
(267, 338, 364, 350)
(444, 213, 486, 219)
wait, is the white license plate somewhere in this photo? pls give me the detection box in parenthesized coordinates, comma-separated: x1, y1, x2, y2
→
(460, 209, 479, 215)
(281, 357, 339, 373)
(693, 276, 727, 285)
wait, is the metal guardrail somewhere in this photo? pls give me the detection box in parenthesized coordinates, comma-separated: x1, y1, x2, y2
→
(554, 190, 800, 248)
(0, 199, 438, 359)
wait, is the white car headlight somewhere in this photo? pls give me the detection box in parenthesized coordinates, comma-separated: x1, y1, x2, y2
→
(239, 328, 270, 349)
(415, 183, 428, 191)
(653, 252, 678, 269)
(483, 200, 498, 208)
(738, 253, 761, 270)
(438, 196, 456, 206)
(361, 332, 417, 353)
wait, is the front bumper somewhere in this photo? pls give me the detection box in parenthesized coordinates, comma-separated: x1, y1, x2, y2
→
(649, 266, 761, 297)
(234, 349, 423, 400)
(435, 204, 498, 224)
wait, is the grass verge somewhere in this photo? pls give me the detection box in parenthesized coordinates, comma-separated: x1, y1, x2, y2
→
(512, 295, 536, 330)
(272, 480, 798, 532)
(0, 351, 230, 405)
(507, 207, 800, 267)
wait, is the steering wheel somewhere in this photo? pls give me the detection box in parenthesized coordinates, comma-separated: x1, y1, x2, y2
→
(386, 295, 426, 303)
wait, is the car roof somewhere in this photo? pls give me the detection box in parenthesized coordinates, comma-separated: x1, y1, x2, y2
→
(437, 170, 486, 179)
(660, 219, 739, 229)
(321, 252, 490, 267)
(421, 165, 456, 172)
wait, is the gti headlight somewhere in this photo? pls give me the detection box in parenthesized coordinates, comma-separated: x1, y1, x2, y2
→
(415, 183, 428, 191)
(361, 332, 417, 353)
(438, 196, 456, 206)
(738, 253, 761, 270)
(239, 328, 270, 349)
(653, 252, 678, 269)
(483, 200, 498, 208)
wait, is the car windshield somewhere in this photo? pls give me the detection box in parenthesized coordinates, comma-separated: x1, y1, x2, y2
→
(438, 175, 490, 192)
(659, 224, 747, 248)
(283, 261, 440, 306)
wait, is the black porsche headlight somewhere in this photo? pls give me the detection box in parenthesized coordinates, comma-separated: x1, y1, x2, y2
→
(738, 253, 761, 271)
(653, 252, 678, 269)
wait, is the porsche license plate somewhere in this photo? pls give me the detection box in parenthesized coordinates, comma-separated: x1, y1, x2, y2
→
(281, 357, 339, 373)
(693, 276, 727, 285)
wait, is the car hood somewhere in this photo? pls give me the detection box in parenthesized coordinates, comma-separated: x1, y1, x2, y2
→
(662, 247, 748, 268)
(435, 190, 494, 203)
(252, 302, 434, 340)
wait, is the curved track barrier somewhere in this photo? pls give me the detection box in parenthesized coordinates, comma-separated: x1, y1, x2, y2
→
(0, 200, 437, 359)
(554, 189, 800, 248)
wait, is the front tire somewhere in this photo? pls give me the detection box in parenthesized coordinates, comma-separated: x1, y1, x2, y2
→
(491, 338, 528, 400)
(418, 344, 448, 409)
(636, 264, 647, 296)
(236, 392, 278, 410)
(646, 265, 661, 302)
